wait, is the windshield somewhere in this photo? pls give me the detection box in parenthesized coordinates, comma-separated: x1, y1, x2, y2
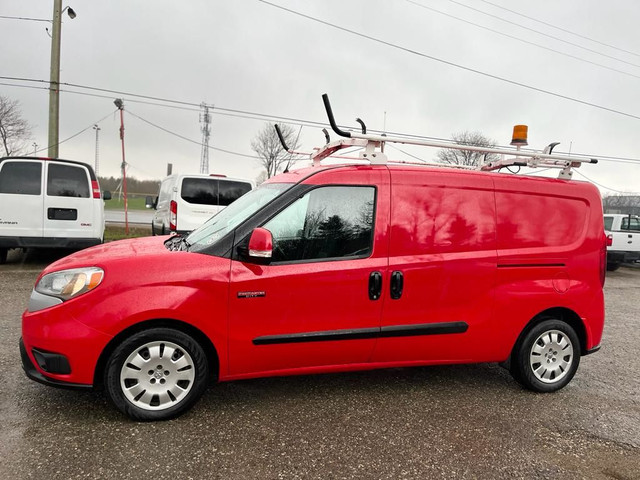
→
(186, 183, 292, 251)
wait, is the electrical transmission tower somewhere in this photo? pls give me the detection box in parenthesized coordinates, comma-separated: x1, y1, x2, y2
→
(199, 103, 211, 174)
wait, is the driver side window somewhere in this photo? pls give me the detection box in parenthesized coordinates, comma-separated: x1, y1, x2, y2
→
(263, 186, 376, 263)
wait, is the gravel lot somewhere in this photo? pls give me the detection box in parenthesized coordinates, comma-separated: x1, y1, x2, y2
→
(1, 249, 638, 479)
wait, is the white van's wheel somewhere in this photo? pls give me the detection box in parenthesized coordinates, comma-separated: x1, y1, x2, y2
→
(511, 319, 580, 392)
(0, 248, 7, 264)
(104, 328, 209, 421)
(151, 222, 156, 236)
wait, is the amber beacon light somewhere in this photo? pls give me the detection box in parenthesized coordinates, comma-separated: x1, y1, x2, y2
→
(510, 125, 529, 146)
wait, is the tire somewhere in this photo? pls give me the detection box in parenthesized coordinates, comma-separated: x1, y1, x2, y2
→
(510, 319, 581, 393)
(104, 328, 209, 421)
(161, 224, 166, 235)
(151, 221, 156, 236)
(0, 248, 7, 264)
(606, 263, 620, 272)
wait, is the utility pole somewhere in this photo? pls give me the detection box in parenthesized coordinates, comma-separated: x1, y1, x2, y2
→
(32, 142, 38, 155)
(47, 1, 76, 158)
(114, 99, 129, 234)
(93, 124, 101, 175)
(199, 103, 211, 174)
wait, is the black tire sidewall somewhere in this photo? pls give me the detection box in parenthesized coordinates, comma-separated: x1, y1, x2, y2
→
(513, 319, 581, 393)
(104, 328, 209, 421)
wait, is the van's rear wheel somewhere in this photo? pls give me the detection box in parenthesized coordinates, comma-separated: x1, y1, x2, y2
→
(606, 263, 620, 271)
(511, 319, 580, 392)
(104, 328, 209, 421)
(0, 248, 7, 264)
(151, 221, 156, 236)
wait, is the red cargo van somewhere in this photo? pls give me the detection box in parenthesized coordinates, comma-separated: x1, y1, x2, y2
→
(21, 98, 606, 420)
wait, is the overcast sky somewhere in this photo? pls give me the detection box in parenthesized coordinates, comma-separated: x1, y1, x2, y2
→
(1, 0, 639, 194)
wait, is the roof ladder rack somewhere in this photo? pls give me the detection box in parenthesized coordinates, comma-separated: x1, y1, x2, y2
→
(277, 94, 600, 179)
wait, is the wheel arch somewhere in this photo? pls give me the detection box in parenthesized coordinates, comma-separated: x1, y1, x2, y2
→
(93, 318, 219, 389)
(505, 307, 587, 368)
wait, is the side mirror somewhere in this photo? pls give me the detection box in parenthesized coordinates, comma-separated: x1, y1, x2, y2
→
(103, 190, 112, 200)
(145, 195, 155, 209)
(248, 227, 273, 262)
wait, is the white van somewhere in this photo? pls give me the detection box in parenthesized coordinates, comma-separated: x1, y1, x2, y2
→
(0, 156, 105, 264)
(150, 173, 254, 235)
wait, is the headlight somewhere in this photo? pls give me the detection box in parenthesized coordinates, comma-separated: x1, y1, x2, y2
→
(35, 267, 104, 301)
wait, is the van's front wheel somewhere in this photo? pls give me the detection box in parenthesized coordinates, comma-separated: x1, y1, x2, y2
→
(104, 328, 209, 421)
(511, 320, 580, 393)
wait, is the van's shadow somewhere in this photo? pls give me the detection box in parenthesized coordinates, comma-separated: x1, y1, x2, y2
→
(22, 362, 519, 423)
(4, 247, 75, 267)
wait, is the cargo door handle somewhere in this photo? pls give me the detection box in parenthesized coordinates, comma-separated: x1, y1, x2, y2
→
(369, 271, 382, 301)
(390, 271, 404, 300)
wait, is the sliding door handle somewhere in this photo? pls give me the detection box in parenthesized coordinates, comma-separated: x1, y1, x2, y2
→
(369, 271, 382, 300)
(390, 271, 404, 300)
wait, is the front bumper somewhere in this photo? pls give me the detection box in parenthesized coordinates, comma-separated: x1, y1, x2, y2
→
(20, 338, 92, 390)
(22, 303, 113, 386)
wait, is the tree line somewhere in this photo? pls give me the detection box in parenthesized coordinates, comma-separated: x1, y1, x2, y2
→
(98, 176, 160, 195)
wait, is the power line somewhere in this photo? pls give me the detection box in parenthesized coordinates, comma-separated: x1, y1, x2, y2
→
(573, 169, 637, 194)
(126, 109, 261, 160)
(0, 76, 458, 142)
(255, 1, 640, 123)
(405, 0, 640, 81)
(477, 0, 640, 59)
(34, 110, 116, 155)
(2, 78, 640, 166)
(0, 15, 51, 23)
(446, 0, 640, 69)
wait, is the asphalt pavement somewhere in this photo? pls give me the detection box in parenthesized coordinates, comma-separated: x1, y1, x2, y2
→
(0, 250, 638, 479)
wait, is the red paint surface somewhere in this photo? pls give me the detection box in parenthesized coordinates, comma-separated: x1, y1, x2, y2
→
(22, 164, 605, 386)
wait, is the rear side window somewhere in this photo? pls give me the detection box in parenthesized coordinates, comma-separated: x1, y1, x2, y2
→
(181, 178, 218, 205)
(47, 164, 90, 198)
(603, 216, 613, 231)
(219, 181, 252, 206)
(263, 186, 375, 262)
(181, 178, 252, 206)
(621, 217, 640, 231)
(0, 161, 42, 195)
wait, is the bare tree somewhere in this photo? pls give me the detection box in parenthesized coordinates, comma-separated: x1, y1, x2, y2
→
(0, 96, 32, 157)
(437, 131, 499, 167)
(251, 123, 301, 179)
